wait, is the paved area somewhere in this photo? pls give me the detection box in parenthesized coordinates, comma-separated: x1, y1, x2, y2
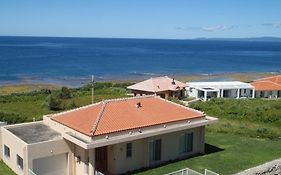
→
(8, 123, 62, 144)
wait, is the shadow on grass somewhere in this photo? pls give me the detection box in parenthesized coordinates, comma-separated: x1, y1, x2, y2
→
(205, 143, 224, 155)
(121, 143, 224, 175)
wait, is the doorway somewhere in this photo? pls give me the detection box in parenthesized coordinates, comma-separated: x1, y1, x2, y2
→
(95, 146, 108, 174)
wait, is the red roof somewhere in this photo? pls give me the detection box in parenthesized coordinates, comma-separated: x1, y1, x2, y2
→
(51, 96, 205, 136)
(127, 76, 186, 93)
(251, 81, 281, 91)
(251, 75, 281, 91)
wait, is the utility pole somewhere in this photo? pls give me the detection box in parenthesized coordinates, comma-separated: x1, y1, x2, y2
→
(92, 75, 94, 104)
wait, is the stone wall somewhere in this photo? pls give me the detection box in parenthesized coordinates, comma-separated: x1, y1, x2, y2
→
(236, 158, 281, 175)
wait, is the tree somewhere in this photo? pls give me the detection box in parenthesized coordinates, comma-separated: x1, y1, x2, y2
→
(47, 94, 62, 110)
(59, 87, 72, 99)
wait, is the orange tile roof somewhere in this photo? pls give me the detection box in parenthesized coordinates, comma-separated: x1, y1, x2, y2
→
(251, 81, 281, 91)
(254, 75, 281, 84)
(251, 75, 281, 91)
(127, 76, 186, 93)
(51, 96, 205, 136)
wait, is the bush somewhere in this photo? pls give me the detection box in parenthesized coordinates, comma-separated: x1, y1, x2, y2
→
(0, 111, 27, 124)
(59, 87, 72, 99)
(46, 94, 63, 110)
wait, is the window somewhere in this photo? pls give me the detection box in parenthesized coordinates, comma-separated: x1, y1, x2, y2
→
(4, 145, 10, 159)
(126, 143, 132, 158)
(179, 132, 193, 154)
(149, 139, 161, 162)
(17, 155, 23, 170)
(243, 89, 247, 94)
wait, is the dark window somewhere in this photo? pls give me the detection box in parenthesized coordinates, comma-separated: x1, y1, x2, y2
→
(17, 155, 23, 170)
(243, 89, 247, 93)
(126, 143, 132, 158)
(4, 145, 10, 158)
(149, 139, 162, 162)
(179, 132, 193, 154)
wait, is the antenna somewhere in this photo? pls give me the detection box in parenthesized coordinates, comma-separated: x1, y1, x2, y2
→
(92, 75, 94, 104)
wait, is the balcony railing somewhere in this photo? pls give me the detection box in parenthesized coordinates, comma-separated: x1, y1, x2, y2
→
(165, 168, 219, 175)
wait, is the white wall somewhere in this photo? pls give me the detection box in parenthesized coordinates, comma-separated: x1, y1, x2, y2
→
(1, 127, 27, 175)
(107, 126, 205, 174)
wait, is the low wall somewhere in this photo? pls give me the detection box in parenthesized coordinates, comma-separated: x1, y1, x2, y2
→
(235, 158, 281, 175)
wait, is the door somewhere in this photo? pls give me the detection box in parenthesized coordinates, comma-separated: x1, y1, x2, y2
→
(95, 146, 108, 174)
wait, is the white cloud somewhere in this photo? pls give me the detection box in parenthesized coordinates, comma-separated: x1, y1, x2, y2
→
(262, 22, 281, 28)
(202, 25, 235, 32)
(176, 25, 236, 32)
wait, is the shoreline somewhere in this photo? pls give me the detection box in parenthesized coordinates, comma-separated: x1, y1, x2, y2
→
(0, 72, 279, 95)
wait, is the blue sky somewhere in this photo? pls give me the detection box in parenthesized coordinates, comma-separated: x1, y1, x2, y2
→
(1, 0, 281, 39)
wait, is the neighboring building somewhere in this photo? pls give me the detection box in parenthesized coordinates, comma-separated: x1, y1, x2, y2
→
(251, 75, 281, 98)
(1, 95, 217, 175)
(187, 81, 255, 101)
(127, 76, 187, 99)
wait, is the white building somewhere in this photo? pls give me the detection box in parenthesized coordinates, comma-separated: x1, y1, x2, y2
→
(187, 81, 255, 101)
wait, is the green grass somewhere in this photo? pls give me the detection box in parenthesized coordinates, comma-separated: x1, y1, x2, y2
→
(0, 161, 16, 175)
(190, 98, 281, 139)
(133, 132, 281, 175)
(0, 84, 128, 122)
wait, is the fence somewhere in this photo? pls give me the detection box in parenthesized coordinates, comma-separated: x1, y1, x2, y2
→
(165, 168, 219, 175)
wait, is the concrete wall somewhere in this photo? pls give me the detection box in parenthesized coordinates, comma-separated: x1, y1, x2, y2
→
(107, 126, 205, 174)
(1, 127, 27, 175)
(27, 139, 72, 175)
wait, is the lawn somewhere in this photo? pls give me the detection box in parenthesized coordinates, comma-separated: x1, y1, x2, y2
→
(0, 160, 16, 175)
(133, 132, 281, 175)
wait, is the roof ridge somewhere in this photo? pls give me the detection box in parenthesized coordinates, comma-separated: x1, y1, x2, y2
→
(91, 101, 107, 135)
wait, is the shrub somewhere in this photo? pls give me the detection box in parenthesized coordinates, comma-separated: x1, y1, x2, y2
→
(0, 111, 27, 124)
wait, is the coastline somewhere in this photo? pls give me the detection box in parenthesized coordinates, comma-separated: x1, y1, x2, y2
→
(0, 71, 279, 95)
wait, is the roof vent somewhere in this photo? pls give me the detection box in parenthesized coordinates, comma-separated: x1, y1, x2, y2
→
(172, 78, 176, 85)
(136, 102, 142, 108)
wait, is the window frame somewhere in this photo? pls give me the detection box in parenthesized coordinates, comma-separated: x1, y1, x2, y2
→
(17, 155, 23, 171)
(179, 132, 193, 154)
(149, 139, 162, 162)
(126, 142, 132, 158)
(4, 145, 10, 159)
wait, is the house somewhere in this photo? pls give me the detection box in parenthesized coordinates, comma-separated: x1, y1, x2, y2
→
(251, 75, 281, 98)
(187, 81, 255, 101)
(1, 95, 217, 175)
(127, 76, 187, 99)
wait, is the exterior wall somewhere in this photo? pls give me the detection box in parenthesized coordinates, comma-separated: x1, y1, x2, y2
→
(107, 126, 205, 174)
(187, 87, 198, 98)
(255, 90, 278, 98)
(27, 139, 72, 175)
(1, 127, 27, 175)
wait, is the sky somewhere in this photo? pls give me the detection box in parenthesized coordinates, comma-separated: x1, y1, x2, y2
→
(0, 0, 281, 39)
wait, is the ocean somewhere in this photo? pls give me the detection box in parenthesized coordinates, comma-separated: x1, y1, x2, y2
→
(0, 36, 281, 86)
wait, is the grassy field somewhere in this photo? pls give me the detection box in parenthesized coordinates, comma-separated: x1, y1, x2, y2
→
(0, 84, 60, 95)
(190, 98, 281, 139)
(0, 84, 281, 175)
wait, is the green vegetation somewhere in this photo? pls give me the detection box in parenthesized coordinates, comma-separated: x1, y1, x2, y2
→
(0, 82, 130, 123)
(190, 98, 281, 139)
(133, 132, 281, 175)
(0, 160, 16, 175)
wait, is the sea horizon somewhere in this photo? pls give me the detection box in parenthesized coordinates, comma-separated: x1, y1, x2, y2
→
(1, 36, 281, 86)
